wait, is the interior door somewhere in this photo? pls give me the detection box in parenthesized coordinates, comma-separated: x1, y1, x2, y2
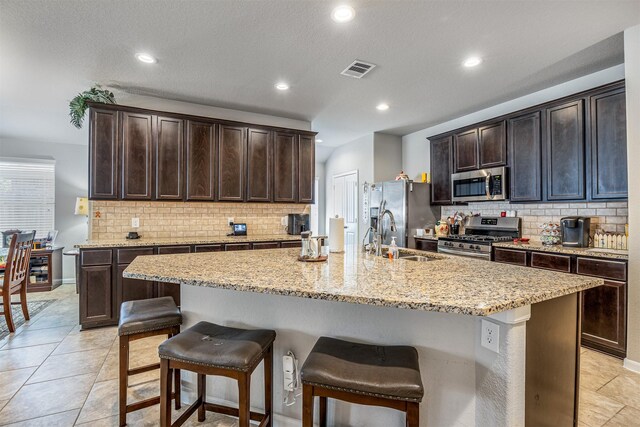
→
(333, 171, 358, 251)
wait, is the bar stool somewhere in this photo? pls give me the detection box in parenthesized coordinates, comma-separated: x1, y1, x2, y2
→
(301, 336, 424, 427)
(118, 297, 183, 426)
(158, 321, 275, 427)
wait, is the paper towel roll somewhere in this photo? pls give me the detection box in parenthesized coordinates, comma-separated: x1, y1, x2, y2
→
(329, 217, 345, 253)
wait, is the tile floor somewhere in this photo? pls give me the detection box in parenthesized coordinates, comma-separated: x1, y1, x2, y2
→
(0, 284, 639, 426)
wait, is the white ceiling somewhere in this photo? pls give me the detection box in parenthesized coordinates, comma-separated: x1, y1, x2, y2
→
(1, 0, 638, 150)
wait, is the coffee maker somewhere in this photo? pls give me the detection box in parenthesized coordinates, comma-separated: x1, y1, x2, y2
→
(287, 214, 309, 235)
(561, 216, 591, 247)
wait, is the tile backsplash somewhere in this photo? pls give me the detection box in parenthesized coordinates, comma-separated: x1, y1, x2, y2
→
(89, 201, 308, 240)
(441, 201, 628, 241)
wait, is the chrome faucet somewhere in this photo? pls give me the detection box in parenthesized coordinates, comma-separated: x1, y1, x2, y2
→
(370, 200, 397, 256)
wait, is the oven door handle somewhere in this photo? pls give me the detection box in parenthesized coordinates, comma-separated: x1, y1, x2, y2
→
(438, 247, 491, 258)
(485, 173, 492, 200)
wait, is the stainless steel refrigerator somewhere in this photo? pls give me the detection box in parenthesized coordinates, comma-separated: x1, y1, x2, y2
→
(369, 181, 440, 248)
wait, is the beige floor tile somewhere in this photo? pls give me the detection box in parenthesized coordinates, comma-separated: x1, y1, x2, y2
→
(579, 387, 625, 427)
(0, 373, 95, 424)
(599, 373, 640, 410)
(75, 378, 161, 425)
(26, 347, 110, 384)
(0, 367, 36, 401)
(2, 409, 79, 426)
(0, 326, 74, 350)
(603, 405, 640, 426)
(95, 335, 164, 385)
(52, 328, 117, 355)
(580, 349, 625, 391)
(0, 344, 57, 372)
(25, 312, 79, 331)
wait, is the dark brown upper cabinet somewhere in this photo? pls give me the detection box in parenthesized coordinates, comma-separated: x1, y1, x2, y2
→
(298, 134, 315, 203)
(273, 131, 298, 202)
(546, 100, 585, 201)
(121, 112, 153, 200)
(590, 87, 627, 199)
(246, 128, 272, 202)
(430, 136, 453, 205)
(186, 120, 216, 201)
(89, 108, 119, 199)
(454, 129, 479, 172)
(155, 116, 184, 200)
(478, 121, 506, 168)
(217, 125, 246, 201)
(509, 112, 542, 202)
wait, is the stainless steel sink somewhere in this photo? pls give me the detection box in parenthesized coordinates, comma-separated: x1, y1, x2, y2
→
(398, 254, 431, 262)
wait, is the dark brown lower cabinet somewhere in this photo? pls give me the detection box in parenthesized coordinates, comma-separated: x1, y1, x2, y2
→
(79, 239, 302, 329)
(581, 280, 626, 358)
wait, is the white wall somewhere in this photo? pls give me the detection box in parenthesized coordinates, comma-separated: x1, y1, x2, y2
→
(0, 139, 88, 281)
(324, 134, 374, 242)
(314, 161, 326, 235)
(624, 25, 640, 370)
(401, 64, 626, 177)
(373, 132, 403, 182)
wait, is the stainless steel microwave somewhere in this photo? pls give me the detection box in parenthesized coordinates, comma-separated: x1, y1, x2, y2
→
(451, 166, 508, 202)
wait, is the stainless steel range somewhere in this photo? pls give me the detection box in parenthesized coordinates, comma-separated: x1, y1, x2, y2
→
(437, 216, 521, 259)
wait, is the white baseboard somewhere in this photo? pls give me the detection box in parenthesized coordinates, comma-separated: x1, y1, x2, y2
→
(624, 358, 640, 373)
(62, 278, 76, 285)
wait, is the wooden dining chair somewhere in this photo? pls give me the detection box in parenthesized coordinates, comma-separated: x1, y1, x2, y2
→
(0, 232, 34, 332)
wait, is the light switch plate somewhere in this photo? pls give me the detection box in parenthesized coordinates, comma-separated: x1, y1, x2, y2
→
(481, 319, 500, 353)
(227, 217, 234, 226)
(131, 217, 140, 228)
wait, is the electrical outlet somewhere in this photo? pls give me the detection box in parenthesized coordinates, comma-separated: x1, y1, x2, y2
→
(281, 216, 288, 226)
(131, 217, 140, 228)
(283, 354, 297, 391)
(481, 319, 500, 353)
(227, 217, 234, 226)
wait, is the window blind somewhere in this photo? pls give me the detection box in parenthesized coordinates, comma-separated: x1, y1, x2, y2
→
(0, 158, 55, 238)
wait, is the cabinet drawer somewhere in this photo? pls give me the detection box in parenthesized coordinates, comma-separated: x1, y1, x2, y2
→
(225, 243, 252, 251)
(253, 242, 281, 250)
(415, 239, 438, 252)
(194, 244, 223, 253)
(577, 258, 627, 281)
(81, 249, 112, 266)
(493, 248, 527, 266)
(157, 246, 191, 255)
(116, 248, 154, 264)
(280, 241, 302, 248)
(531, 252, 571, 273)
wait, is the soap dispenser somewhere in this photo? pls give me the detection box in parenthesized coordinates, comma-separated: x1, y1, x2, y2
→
(389, 237, 399, 260)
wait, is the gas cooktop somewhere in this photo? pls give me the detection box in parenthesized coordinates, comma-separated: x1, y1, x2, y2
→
(439, 234, 513, 243)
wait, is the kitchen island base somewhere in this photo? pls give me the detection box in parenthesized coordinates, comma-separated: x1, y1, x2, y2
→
(177, 286, 580, 427)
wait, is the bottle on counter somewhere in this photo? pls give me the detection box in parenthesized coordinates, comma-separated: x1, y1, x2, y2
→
(389, 237, 399, 260)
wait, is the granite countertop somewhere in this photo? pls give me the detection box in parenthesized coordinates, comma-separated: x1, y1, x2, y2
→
(75, 234, 302, 249)
(493, 241, 629, 261)
(123, 248, 603, 316)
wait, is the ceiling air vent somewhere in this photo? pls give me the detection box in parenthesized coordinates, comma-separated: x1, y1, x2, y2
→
(341, 60, 376, 79)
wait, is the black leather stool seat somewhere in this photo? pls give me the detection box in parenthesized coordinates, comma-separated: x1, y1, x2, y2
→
(159, 321, 276, 372)
(301, 336, 424, 402)
(118, 297, 182, 336)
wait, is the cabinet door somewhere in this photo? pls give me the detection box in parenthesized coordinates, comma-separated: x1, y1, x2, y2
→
(590, 87, 627, 199)
(273, 132, 297, 202)
(186, 120, 216, 201)
(155, 116, 184, 200)
(121, 112, 153, 200)
(478, 121, 506, 168)
(546, 100, 585, 200)
(246, 128, 272, 202)
(581, 280, 626, 357)
(79, 265, 115, 327)
(117, 264, 155, 303)
(89, 108, 119, 199)
(454, 128, 479, 172)
(298, 134, 315, 203)
(157, 283, 180, 307)
(217, 125, 246, 201)
(509, 112, 542, 202)
(430, 136, 453, 204)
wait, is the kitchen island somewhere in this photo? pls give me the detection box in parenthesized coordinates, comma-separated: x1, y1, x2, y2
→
(124, 248, 603, 427)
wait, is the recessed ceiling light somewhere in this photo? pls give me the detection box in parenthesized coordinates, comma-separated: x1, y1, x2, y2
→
(331, 5, 355, 23)
(315, 139, 323, 143)
(275, 82, 290, 91)
(463, 56, 483, 68)
(376, 103, 390, 111)
(135, 53, 157, 64)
